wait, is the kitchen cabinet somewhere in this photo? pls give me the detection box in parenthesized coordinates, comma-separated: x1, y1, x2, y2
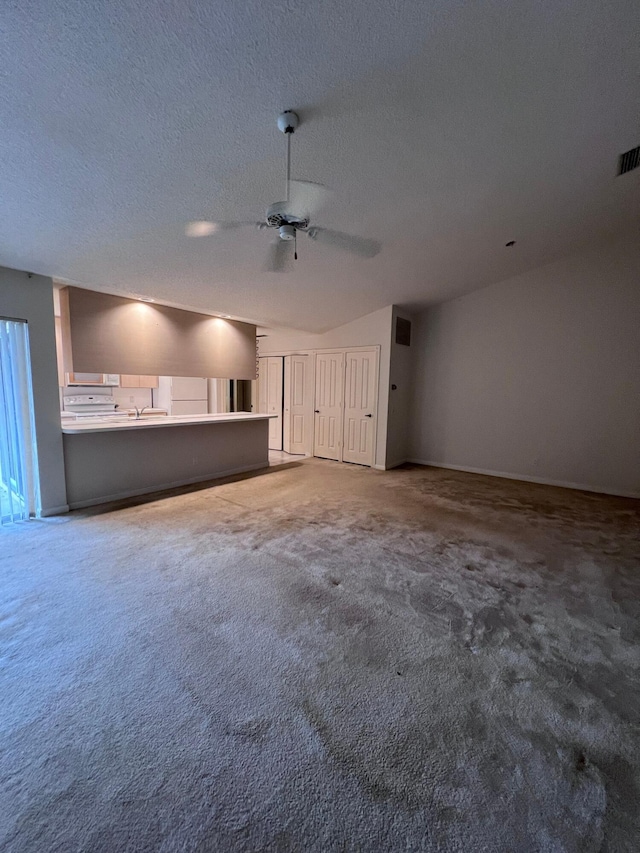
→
(119, 374, 159, 388)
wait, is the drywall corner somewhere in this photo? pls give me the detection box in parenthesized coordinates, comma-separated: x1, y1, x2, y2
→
(1, 267, 68, 515)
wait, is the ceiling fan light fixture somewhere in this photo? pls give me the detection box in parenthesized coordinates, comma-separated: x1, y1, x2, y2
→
(279, 224, 296, 241)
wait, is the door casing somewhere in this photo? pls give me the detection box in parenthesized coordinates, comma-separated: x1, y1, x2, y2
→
(258, 356, 284, 450)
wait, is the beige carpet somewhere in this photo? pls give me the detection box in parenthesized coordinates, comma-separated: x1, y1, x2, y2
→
(1, 459, 639, 852)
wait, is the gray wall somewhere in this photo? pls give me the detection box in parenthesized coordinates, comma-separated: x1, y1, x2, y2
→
(63, 287, 257, 379)
(409, 234, 640, 497)
(63, 418, 268, 508)
(1, 267, 68, 514)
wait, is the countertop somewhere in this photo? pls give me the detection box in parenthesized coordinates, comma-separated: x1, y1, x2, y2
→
(62, 412, 277, 435)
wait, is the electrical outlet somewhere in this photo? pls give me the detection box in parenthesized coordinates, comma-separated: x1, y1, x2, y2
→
(130, 396, 135, 403)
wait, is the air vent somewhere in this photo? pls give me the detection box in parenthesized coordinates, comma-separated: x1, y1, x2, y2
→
(618, 146, 640, 176)
(395, 317, 411, 347)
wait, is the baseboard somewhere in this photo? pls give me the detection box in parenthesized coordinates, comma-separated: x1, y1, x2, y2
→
(67, 462, 269, 510)
(384, 458, 409, 470)
(406, 459, 640, 499)
(40, 504, 70, 517)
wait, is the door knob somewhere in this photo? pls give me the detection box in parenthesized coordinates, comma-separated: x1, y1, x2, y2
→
(365, 413, 372, 418)
(314, 409, 320, 413)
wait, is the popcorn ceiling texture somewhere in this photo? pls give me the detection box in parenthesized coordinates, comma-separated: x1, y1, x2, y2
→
(1, 459, 639, 851)
(3, 1, 640, 330)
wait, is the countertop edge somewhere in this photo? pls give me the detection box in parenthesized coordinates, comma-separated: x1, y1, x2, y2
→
(62, 413, 277, 435)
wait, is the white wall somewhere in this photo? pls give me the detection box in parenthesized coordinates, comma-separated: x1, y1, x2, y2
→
(1, 267, 68, 514)
(259, 306, 394, 468)
(409, 234, 640, 497)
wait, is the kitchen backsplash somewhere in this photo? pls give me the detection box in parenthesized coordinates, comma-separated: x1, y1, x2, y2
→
(112, 388, 153, 410)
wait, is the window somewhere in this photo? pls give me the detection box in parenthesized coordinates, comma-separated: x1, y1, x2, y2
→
(0, 319, 41, 524)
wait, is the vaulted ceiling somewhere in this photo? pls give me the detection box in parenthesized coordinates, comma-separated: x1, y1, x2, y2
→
(2, 0, 639, 331)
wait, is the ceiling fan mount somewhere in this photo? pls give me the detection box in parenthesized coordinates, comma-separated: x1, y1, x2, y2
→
(276, 110, 299, 135)
(185, 109, 381, 271)
(265, 201, 309, 231)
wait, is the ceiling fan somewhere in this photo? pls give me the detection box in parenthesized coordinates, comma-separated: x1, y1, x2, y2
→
(185, 110, 381, 272)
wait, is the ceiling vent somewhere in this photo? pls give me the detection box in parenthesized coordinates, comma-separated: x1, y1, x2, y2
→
(395, 317, 411, 346)
(618, 146, 640, 176)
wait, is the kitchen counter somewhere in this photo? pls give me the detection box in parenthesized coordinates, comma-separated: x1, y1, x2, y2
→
(62, 413, 277, 509)
(62, 412, 274, 434)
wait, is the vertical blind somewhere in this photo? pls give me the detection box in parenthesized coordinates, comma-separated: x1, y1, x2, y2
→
(0, 319, 41, 524)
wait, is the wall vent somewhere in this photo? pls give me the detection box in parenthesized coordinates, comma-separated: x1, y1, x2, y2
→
(395, 317, 411, 346)
(618, 146, 640, 175)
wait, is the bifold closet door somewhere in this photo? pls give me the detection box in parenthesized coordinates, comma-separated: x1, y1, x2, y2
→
(313, 352, 344, 460)
(342, 349, 377, 467)
(258, 356, 284, 451)
(283, 355, 311, 455)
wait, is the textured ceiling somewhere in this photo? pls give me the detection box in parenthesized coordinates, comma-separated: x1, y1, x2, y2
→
(2, 0, 639, 332)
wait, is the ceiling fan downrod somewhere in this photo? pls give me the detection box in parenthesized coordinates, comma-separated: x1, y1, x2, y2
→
(277, 110, 299, 204)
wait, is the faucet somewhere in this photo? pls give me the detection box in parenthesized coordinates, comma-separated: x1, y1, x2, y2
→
(134, 406, 149, 419)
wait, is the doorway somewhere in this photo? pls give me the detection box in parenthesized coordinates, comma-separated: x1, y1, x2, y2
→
(0, 319, 41, 524)
(258, 355, 313, 454)
(258, 356, 284, 450)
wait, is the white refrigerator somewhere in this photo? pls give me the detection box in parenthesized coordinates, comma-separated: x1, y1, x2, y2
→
(156, 376, 208, 415)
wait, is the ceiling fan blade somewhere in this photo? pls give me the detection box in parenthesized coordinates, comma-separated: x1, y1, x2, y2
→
(264, 239, 293, 273)
(185, 220, 261, 237)
(288, 180, 332, 218)
(306, 227, 381, 258)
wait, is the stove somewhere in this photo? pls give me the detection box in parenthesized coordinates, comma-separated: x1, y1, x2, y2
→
(62, 394, 124, 420)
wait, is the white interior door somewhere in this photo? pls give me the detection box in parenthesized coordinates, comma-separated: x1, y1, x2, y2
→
(313, 352, 344, 460)
(257, 363, 267, 414)
(259, 357, 284, 450)
(343, 349, 378, 467)
(283, 355, 311, 455)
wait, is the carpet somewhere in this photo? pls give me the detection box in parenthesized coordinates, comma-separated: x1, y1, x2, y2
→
(1, 459, 639, 852)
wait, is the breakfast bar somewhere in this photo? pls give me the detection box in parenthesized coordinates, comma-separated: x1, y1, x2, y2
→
(62, 413, 276, 509)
